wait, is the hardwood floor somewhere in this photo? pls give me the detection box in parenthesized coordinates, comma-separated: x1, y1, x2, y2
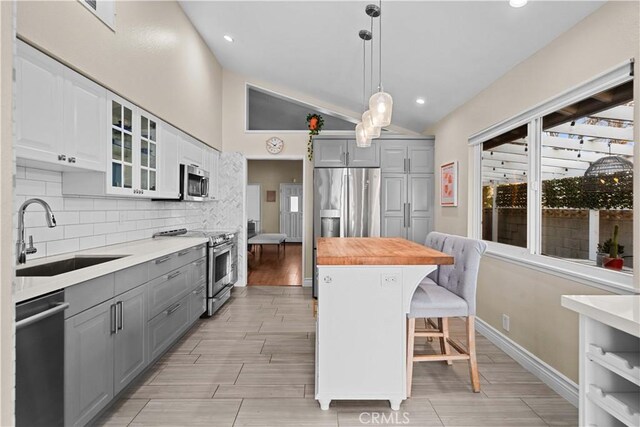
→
(248, 242, 302, 286)
(96, 286, 577, 426)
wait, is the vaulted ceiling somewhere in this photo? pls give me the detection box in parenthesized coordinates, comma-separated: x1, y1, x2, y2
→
(180, 1, 605, 133)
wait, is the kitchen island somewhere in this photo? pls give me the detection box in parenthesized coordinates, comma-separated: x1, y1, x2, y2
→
(315, 237, 453, 410)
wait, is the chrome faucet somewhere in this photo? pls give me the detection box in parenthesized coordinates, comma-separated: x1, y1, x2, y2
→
(16, 198, 56, 264)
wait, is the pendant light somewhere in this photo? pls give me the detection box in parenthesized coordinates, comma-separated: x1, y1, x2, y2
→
(583, 141, 634, 193)
(368, 0, 393, 127)
(355, 30, 372, 147)
(361, 6, 381, 139)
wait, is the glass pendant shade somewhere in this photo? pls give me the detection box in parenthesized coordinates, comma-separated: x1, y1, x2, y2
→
(368, 91, 393, 127)
(362, 110, 381, 139)
(355, 122, 371, 147)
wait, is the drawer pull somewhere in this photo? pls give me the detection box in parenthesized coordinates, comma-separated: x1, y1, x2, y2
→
(194, 259, 205, 267)
(155, 255, 171, 264)
(178, 249, 192, 256)
(167, 271, 182, 280)
(194, 285, 206, 294)
(166, 303, 181, 315)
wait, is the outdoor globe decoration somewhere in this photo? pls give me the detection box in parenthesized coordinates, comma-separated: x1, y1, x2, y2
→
(583, 155, 633, 194)
(355, 122, 371, 147)
(362, 110, 381, 139)
(369, 90, 393, 127)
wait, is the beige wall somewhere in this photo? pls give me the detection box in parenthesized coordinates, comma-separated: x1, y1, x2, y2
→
(428, 1, 640, 382)
(248, 160, 304, 234)
(0, 1, 14, 423)
(16, 0, 223, 149)
(223, 70, 368, 280)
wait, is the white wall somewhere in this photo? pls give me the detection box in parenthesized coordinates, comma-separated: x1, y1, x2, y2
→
(427, 1, 639, 382)
(16, 0, 223, 149)
(0, 1, 14, 423)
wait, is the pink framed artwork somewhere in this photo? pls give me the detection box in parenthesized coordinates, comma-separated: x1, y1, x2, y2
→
(440, 161, 458, 207)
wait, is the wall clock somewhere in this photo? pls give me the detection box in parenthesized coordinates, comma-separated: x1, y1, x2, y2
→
(266, 137, 284, 154)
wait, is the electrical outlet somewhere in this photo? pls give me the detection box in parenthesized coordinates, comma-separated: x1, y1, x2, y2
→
(502, 314, 510, 332)
(381, 274, 399, 287)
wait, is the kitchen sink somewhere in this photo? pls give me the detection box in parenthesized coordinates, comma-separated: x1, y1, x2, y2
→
(16, 256, 126, 277)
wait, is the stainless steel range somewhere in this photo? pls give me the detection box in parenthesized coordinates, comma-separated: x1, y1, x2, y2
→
(155, 228, 238, 316)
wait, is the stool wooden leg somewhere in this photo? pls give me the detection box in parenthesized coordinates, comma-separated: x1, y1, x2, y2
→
(407, 317, 416, 398)
(466, 316, 480, 392)
(440, 318, 453, 365)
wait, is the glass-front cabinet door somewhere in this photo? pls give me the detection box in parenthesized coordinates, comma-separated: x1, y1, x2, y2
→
(106, 92, 161, 197)
(139, 111, 158, 195)
(108, 93, 136, 195)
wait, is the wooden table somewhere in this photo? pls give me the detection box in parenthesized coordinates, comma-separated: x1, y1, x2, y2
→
(315, 237, 453, 411)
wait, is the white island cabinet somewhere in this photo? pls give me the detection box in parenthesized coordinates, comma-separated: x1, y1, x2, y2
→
(315, 237, 453, 410)
(562, 295, 640, 427)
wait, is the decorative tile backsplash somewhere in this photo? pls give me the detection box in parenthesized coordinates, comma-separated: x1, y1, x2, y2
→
(14, 166, 213, 260)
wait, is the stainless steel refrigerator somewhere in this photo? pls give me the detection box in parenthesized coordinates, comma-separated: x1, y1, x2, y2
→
(313, 168, 381, 297)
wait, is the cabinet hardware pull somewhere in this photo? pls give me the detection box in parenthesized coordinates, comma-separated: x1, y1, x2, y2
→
(194, 259, 205, 266)
(110, 304, 117, 334)
(346, 151, 350, 165)
(58, 154, 66, 161)
(68, 157, 76, 163)
(167, 271, 182, 280)
(407, 158, 411, 173)
(166, 303, 181, 315)
(116, 301, 123, 331)
(178, 249, 191, 256)
(155, 256, 171, 264)
(194, 285, 206, 294)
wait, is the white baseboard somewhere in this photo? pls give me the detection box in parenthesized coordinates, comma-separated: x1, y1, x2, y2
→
(303, 278, 312, 287)
(475, 317, 578, 407)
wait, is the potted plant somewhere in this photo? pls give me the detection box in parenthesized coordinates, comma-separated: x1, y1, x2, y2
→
(602, 225, 624, 270)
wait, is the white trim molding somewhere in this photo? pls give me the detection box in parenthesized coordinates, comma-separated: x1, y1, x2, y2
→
(303, 278, 312, 287)
(475, 317, 579, 407)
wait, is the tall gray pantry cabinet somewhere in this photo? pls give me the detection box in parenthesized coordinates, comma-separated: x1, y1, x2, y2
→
(380, 139, 435, 244)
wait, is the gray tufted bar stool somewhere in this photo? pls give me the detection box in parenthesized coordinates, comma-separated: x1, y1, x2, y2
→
(406, 233, 487, 396)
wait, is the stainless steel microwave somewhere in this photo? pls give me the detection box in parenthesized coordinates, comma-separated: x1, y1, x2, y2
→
(181, 164, 209, 201)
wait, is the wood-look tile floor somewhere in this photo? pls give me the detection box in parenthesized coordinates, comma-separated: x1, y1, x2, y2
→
(248, 243, 302, 286)
(96, 286, 577, 426)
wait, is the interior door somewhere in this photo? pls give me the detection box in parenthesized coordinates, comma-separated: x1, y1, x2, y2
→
(280, 183, 303, 243)
(247, 184, 261, 233)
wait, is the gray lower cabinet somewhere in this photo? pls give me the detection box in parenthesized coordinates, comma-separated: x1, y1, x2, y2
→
(381, 174, 407, 239)
(314, 138, 380, 167)
(114, 285, 147, 394)
(64, 246, 207, 427)
(147, 294, 191, 361)
(65, 299, 115, 427)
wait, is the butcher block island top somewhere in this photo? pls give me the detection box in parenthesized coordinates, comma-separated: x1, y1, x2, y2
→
(316, 237, 454, 266)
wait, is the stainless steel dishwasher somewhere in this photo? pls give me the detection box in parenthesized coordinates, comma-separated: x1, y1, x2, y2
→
(16, 290, 68, 427)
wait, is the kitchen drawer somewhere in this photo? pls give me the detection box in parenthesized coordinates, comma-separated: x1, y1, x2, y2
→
(147, 295, 191, 361)
(114, 262, 148, 296)
(147, 265, 190, 320)
(65, 274, 115, 318)
(189, 283, 207, 323)
(212, 286, 232, 314)
(148, 244, 206, 280)
(188, 256, 207, 290)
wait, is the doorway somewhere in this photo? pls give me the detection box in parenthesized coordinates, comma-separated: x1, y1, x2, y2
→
(246, 159, 304, 286)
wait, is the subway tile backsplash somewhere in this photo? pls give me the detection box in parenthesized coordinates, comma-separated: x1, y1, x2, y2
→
(14, 166, 212, 260)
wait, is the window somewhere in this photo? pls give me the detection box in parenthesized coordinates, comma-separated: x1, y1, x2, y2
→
(472, 62, 634, 285)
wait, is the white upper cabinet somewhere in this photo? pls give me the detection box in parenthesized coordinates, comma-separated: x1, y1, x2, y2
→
(180, 134, 204, 169)
(15, 41, 105, 171)
(15, 41, 65, 165)
(201, 145, 220, 200)
(157, 123, 180, 199)
(107, 93, 136, 196)
(137, 109, 160, 196)
(63, 68, 106, 171)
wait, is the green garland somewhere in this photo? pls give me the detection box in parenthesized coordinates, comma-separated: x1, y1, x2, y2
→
(491, 173, 633, 210)
(306, 113, 324, 161)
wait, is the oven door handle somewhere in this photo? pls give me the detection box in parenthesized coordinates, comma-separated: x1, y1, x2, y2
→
(213, 243, 233, 254)
(201, 178, 209, 198)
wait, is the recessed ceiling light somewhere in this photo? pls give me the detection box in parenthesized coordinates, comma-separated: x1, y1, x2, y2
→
(416, 98, 426, 105)
(509, 0, 528, 8)
(223, 35, 234, 43)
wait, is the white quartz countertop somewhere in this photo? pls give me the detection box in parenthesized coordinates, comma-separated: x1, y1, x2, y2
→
(13, 237, 209, 304)
(561, 295, 640, 337)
